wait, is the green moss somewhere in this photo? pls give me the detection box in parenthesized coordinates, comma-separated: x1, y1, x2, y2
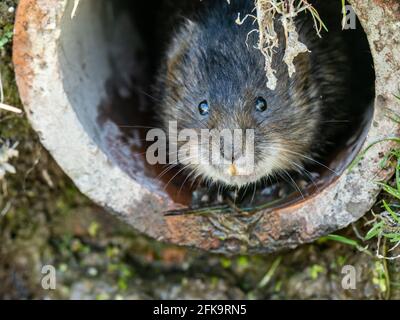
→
(0, 0, 397, 300)
(0, 24, 13, 50)
(309, 264, 325, 280)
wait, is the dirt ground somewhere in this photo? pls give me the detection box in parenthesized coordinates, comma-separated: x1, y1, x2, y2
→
(1, 0, 399, 300)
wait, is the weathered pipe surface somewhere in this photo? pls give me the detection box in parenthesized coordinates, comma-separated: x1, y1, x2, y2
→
(12, 0, 400, 254)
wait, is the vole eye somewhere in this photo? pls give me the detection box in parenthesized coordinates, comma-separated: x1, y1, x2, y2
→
(255, 97, 268, 112)
(198, 100, 210, 116)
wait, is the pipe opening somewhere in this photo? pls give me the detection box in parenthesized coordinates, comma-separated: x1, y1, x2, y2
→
(59, 0, 375, 211)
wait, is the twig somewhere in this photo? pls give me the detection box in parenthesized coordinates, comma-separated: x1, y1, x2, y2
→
(0, 102, 22, 114)
(71, 0, 80, 19)
(164, 197, 283, 217)
(258, 256, 282, 288)
(0, 72, 22, 114)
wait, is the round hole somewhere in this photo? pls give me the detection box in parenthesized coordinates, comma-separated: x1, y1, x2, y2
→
(13, 0, 400, 254)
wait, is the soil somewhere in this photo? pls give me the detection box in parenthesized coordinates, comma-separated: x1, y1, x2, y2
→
(1, 0, 399, 300)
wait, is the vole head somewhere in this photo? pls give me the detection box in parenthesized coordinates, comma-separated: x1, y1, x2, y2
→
(158, 12, 320, 188)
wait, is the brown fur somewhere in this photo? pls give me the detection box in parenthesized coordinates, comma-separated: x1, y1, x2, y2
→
(155, 0, 353, 187)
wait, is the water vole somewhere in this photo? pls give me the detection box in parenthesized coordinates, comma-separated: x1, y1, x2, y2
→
(156, 0, 352, 188)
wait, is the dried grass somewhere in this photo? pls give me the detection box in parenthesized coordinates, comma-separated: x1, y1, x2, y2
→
(237, 0, 327, 90)
(0, 72, 22, 114)
(0, 140, 19, 180)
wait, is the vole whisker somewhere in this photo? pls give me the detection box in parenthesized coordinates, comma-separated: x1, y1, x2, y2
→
(116, 125, 163, 130)
(156, 155, 198, 180)
(178, 167, 198, 196)
(131, 86, 162, 103)
(265, 146, 338, 175)
(279, 170, 305, 200)
(163, 163, 194, 191)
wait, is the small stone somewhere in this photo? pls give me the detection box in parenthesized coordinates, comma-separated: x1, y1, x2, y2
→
(87, 267, 98, 277)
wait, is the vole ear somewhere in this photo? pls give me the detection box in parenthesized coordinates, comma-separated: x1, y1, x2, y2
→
(165, 18, 197, 81)
(167, 18, 196, 59)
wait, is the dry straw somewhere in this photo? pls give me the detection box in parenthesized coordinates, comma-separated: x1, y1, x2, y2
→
(237, 0, 326, 90)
